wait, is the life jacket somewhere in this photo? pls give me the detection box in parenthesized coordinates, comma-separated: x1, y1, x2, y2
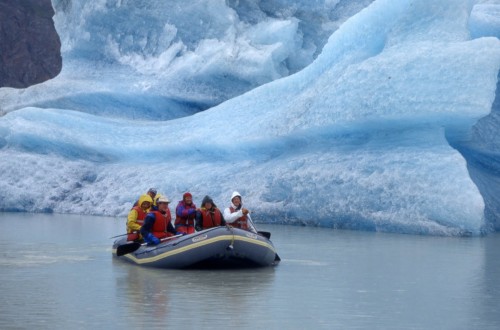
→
(150, 209, 173, 239)
(127, 206, 148, 240)
(133, 206, 148, 222)
(229, 206, 249, 230)
(175, 201, 196, 227)
(200, 208, 223, 229)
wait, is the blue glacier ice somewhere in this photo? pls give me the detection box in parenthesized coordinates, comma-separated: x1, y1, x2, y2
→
(1, 0, 499, 236)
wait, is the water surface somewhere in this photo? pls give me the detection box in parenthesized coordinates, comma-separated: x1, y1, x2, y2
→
(1, 212, 500, 329)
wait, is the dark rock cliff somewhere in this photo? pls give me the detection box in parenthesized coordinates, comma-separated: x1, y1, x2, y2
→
(0, 0, 62, 88)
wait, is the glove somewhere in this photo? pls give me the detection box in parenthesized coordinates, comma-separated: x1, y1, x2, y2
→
(188, 208, 197, 215)
(176, 231, 187, 236)
(195, 226, 202, 232)
(145, 233, 160, 246)
(242, 208, 249, 215)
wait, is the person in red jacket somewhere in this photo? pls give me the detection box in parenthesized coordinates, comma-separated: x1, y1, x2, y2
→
(175, 192, 197, 234)
(195, 195, 226, 231)
(140, 196, 178, 245)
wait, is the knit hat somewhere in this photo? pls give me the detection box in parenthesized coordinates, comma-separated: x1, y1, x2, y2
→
(201, 195, 216, 208)
(183, 192, 192, 200)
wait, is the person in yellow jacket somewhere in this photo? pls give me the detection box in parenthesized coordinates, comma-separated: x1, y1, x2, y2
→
(126, 194, 153, 241)
(132, 188, 157, 207)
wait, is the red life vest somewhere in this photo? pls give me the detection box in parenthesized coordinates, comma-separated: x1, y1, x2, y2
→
(127, 206, 148, 240)
(175, 202, 196, 227)
(133, 206, 147, 222)
(229, 206, 249, 230)
(200, 208, 223, 229)
(150, 209, 173, 239)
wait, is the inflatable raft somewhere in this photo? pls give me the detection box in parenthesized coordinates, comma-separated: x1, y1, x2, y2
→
(112, 226, 280, 269)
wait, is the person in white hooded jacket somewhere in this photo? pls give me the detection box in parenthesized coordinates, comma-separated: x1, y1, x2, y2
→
(223, 191, 257, 233)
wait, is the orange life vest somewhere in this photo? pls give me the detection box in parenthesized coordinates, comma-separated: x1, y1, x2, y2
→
(229, 206, 249, 230)
(150, 209, 173, 239)
(200, 208, 223, 229)
(175, 202, 196, 227)
(132, 206, 147, 223)
(127, 206, 148, 240)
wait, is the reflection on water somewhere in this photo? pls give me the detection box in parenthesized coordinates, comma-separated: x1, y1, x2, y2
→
(473, 234, 500, 330)
(113, 259, 277, 328)
(1, 212, 500, 329)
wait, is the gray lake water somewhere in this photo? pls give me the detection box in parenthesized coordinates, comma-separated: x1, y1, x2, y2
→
(1, 212, 500, 329)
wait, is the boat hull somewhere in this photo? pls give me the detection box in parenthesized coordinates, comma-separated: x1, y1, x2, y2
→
(112, 226, 280, 269)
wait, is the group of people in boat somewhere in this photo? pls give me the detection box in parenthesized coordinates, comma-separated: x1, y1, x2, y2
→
(127, 189, 256, 246)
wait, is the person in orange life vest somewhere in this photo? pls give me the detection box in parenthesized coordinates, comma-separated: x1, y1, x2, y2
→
(132, 188, 157, 207)
(140, 196, 178, 246)
(195, 195, 226, 231)
(223, 191, 257, 233)
(127, 194, 153, 241)
(175, 192, 197, 234)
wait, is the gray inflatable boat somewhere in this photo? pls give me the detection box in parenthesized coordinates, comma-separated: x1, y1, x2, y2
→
(112, 226, 280, 269)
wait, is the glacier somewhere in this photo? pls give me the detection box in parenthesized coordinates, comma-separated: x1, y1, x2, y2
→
(1, 0, 500, 236)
